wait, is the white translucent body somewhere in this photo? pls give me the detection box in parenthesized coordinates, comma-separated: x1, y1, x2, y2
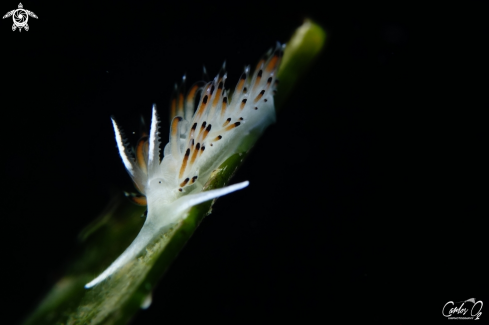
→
(85, 43, 283, 288)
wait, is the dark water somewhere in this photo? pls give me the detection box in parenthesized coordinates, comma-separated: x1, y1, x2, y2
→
(2, 1, 485, 323)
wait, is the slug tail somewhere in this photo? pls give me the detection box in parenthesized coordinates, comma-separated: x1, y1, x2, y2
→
(84, 217, 159, 289)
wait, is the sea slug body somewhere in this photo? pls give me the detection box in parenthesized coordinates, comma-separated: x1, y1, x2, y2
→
(85, 42, 284, 288)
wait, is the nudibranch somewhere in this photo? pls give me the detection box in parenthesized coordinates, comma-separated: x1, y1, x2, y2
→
(85, 43, 284, 288)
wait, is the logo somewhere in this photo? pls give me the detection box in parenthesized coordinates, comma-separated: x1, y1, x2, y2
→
(442, 298, 483, 320)
(3, 3, 38, 32)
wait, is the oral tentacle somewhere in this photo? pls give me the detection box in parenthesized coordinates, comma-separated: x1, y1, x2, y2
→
(111, 117, 147, 194)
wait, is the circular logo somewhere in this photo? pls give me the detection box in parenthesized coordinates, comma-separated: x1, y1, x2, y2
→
(13, 9, 28, 27)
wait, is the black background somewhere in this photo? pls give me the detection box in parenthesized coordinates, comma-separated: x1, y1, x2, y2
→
(1, 0, 486, 324)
